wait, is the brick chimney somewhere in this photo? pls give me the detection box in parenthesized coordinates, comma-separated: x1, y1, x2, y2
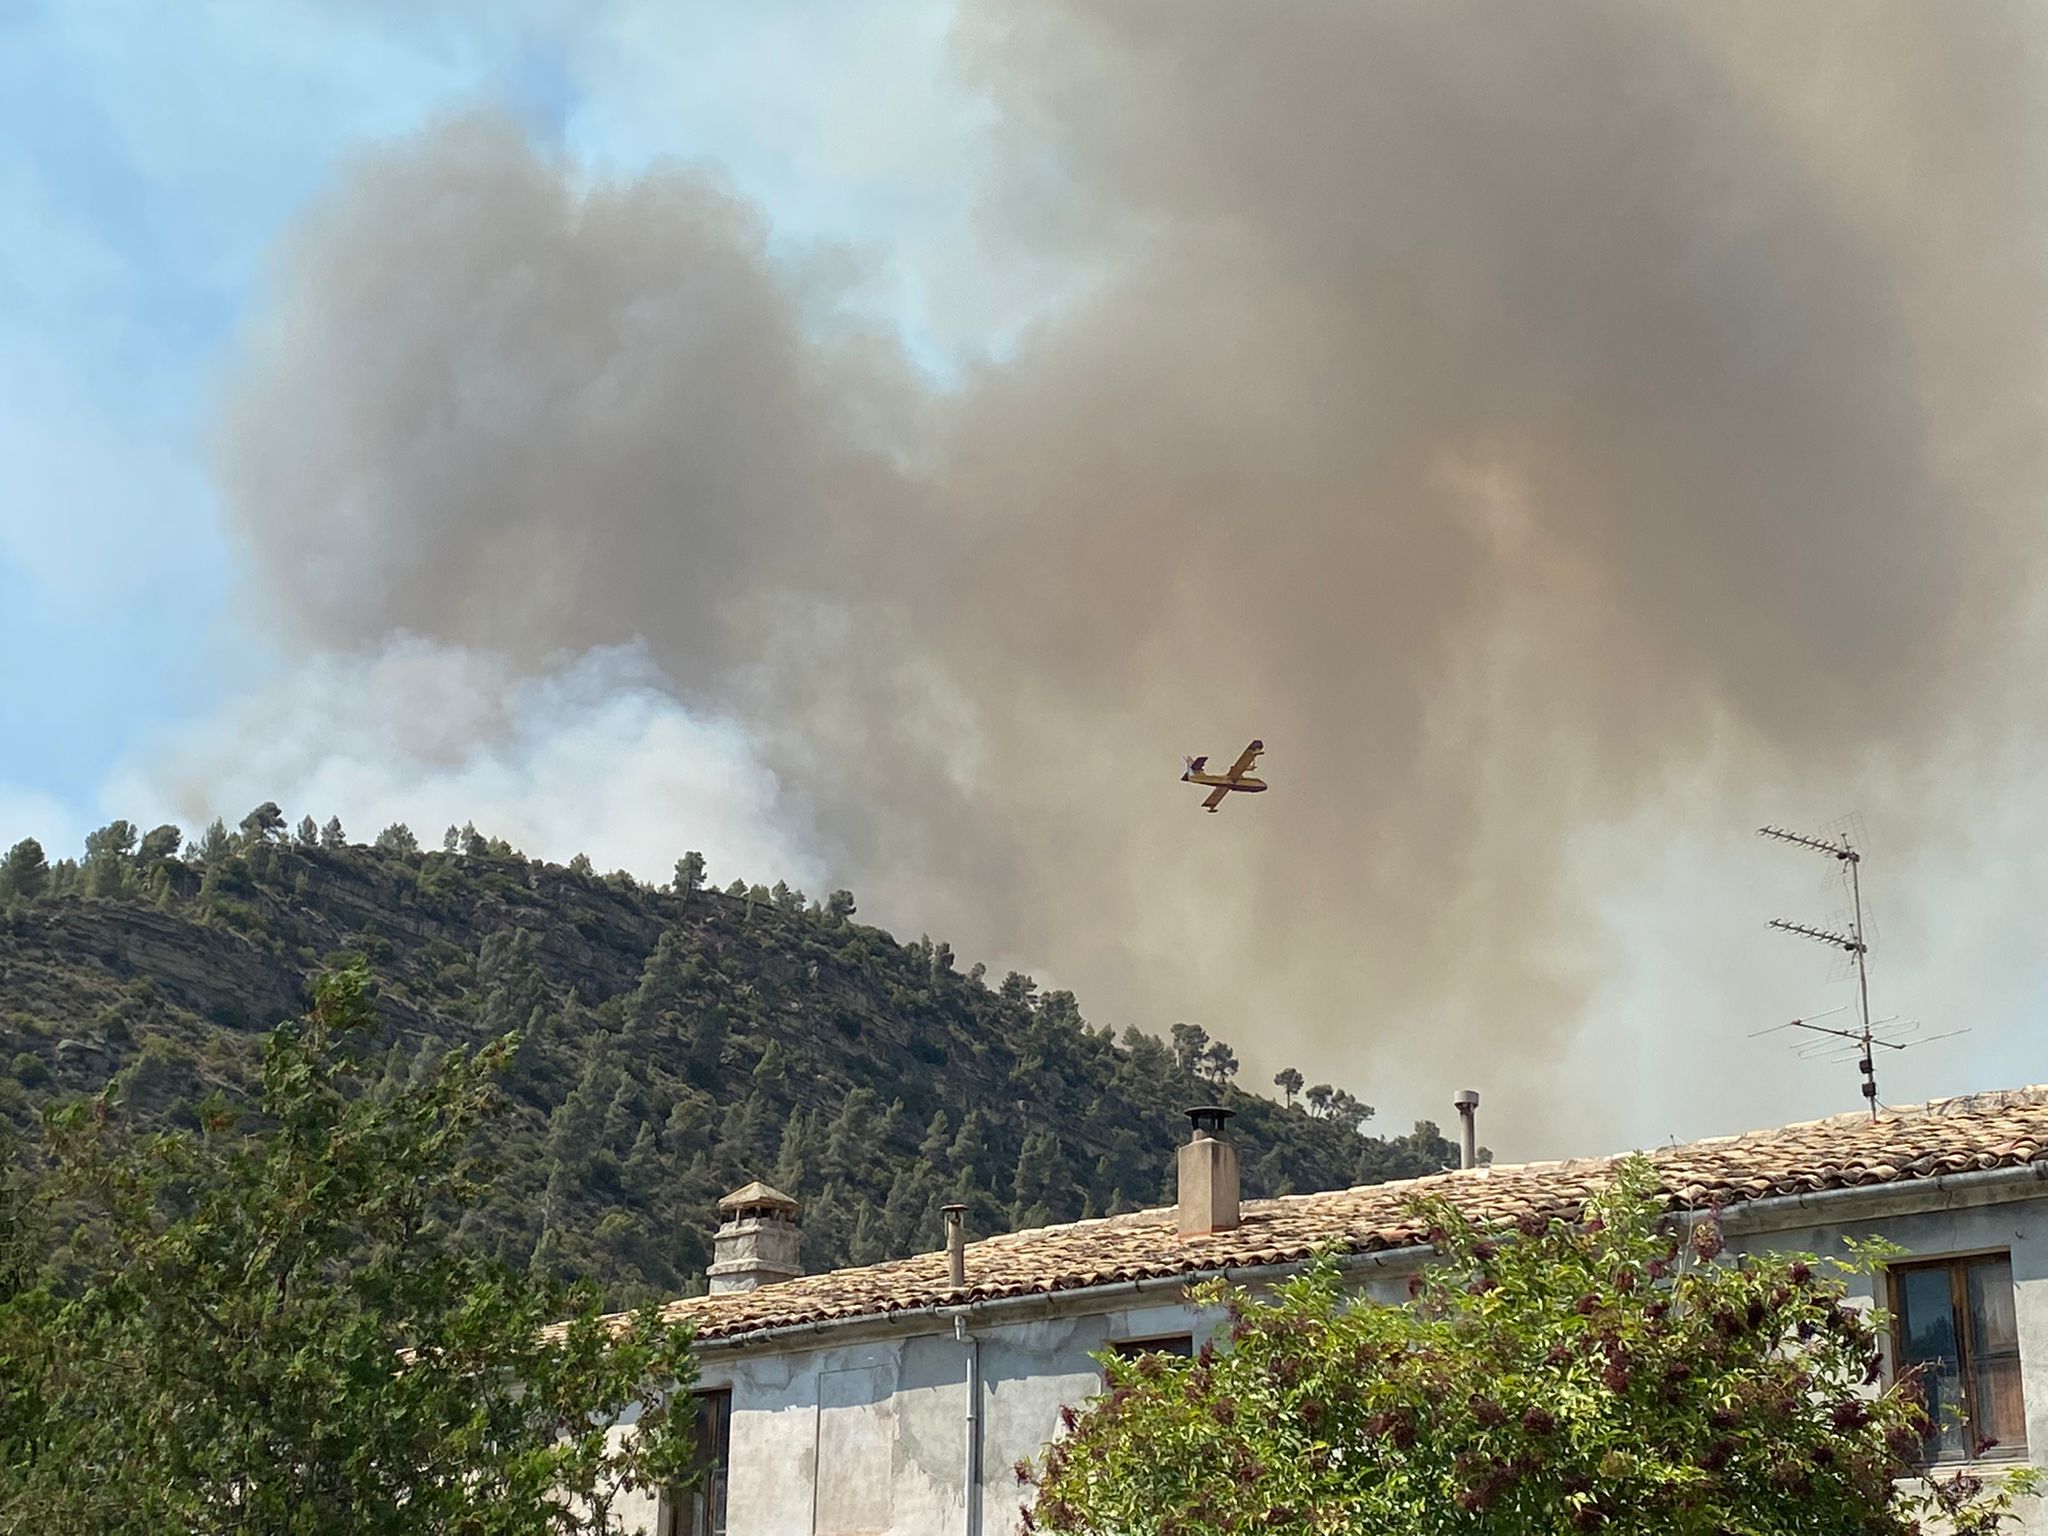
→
(708, 1181, 801, 1293)
(1177, 1106, 1240, 1237)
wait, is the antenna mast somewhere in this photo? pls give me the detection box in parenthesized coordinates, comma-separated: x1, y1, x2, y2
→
(1758, 824, 1878, 1117)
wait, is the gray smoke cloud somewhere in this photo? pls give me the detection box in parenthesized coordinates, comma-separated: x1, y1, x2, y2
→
(213, 3, 2048, 1153)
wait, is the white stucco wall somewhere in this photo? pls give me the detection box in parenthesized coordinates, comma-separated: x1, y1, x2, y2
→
(625, 1178, 2048, 1536)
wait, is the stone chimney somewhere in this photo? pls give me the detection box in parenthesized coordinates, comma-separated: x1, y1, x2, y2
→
(1177, 1106, 1240, 1238)
(708, 1181, 801, 1294)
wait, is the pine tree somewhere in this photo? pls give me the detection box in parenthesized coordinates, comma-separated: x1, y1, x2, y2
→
(947, 1110, 992, 1186)
(293, 816, 319, 849)
(752, 1040, 791, 1094)
(238, 802, 286, 844)
(320, 815, 345, 849)
(194, 819, 234, 865)
(1198, 1039, 1239, 1087)
(624, 1120, 664, 1198)
(2, 837, 49, 899)
(137, 824, 183, 867)
(374, 823, 418, 855)
(772, 1111, 813, 1195)
(918, 1109, 953, 1166)
(823, 1087, 880, 1186)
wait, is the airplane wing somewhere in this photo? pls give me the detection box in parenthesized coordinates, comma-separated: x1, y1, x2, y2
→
(1223, 739, 1264, 780)
(1202, 784, 1231, 811)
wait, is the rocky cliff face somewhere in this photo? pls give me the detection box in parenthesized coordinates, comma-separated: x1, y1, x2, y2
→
(0, 836, 1455, 1304)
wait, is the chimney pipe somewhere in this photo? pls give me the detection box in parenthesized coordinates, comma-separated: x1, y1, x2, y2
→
(1453, 1090, 1480, 1170)
(941, 1202, 967, 1288)
(1177, 1106, 1240, 1237)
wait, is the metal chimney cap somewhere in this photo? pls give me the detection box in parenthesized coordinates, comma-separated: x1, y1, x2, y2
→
(1453, 1089, 1481, 1109)
(1185, 1105, 1236, 1138)
(939, 1202, 968, 1216)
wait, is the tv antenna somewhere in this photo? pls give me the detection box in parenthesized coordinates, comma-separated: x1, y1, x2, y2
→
(1754, 824, 1966, 1117)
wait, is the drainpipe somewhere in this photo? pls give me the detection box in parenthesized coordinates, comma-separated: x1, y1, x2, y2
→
(955, 1314, 982, 1536)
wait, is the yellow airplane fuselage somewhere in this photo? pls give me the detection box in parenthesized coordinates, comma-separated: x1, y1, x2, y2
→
(1184, 775, 1267, 792)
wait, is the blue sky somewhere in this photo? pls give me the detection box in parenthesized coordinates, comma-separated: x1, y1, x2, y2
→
(0, 0, 984, 853)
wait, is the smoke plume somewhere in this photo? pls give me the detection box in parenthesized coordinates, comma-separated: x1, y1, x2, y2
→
(206, 4, 2048, 1152)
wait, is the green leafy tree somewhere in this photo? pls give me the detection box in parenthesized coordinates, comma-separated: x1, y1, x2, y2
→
(375, 822, 420, 855)
(83, 819, 138, 864)
(1274, 1067, 1305, 1108)
(294, 815, 320, 849)
(81, 821, 139, 897)
(673, 851, 706, 898)
(1197, 1040, 1239, 1087)
(1027, 1159, 2036, 1536)
(320, 814, 346, 849)
(825, 888, 857, 924)
(0, 964, 699, 1534)
(1169, 1022, 1209, 1076)
(0, 838, 49, 900)
(443, 824, 462, 854)
(463, 822, 489, 858)
(192, 817, 235, 864)
(137, 823, 184, 867)
(1327, 1088, 1373, 1132)
(239, 801, 287, 844)
(569, 852, 595, 877)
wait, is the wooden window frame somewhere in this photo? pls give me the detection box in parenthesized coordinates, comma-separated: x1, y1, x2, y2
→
(660, 1388, 732, 1536)
(1886, 1252, 2027, 1465)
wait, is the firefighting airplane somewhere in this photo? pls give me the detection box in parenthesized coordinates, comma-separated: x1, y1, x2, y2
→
(1180, 740, 1268, 812)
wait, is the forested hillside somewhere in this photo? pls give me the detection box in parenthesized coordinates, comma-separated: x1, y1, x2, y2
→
(0, 810, 1459, 1305)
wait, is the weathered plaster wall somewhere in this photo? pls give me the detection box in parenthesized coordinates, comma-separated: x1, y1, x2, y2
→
(629, 1183, 2048, 1536)
(1724, 1192, 2048, 1534)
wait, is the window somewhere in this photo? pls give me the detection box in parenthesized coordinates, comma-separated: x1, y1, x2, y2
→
(662, 1390, 731, 1536)
(1889, 1254, 2026, 1462)
(1108, 1335, 1194, 1362)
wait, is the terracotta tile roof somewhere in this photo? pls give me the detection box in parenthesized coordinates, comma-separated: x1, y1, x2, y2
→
(655, 1086, 2048, 1344)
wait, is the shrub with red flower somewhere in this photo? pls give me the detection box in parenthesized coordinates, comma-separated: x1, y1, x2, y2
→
(1026, 1156, 2037, 1536)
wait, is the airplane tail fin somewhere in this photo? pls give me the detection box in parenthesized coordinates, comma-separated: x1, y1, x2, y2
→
(1182, 755, 1206, 780)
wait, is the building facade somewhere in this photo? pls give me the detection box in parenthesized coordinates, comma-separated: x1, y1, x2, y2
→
(610, 1089, 2048, 1536)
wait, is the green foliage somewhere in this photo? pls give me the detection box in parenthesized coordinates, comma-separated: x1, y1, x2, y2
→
(375, 822, 420, 856)
(0, 963, 698, 1534)
(0, 840, 46, 900)
(137, 823, 184, 867)
(0, 810, 1447, 1305)
(240, 801, 287, 844)
(1028, 1160, 2040, 1536)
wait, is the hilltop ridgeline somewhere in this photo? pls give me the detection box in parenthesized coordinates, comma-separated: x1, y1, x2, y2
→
(0, 812, 1457, 1305)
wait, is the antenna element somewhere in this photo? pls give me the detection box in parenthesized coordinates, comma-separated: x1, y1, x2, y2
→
(1757, 824, 1883, 1118)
